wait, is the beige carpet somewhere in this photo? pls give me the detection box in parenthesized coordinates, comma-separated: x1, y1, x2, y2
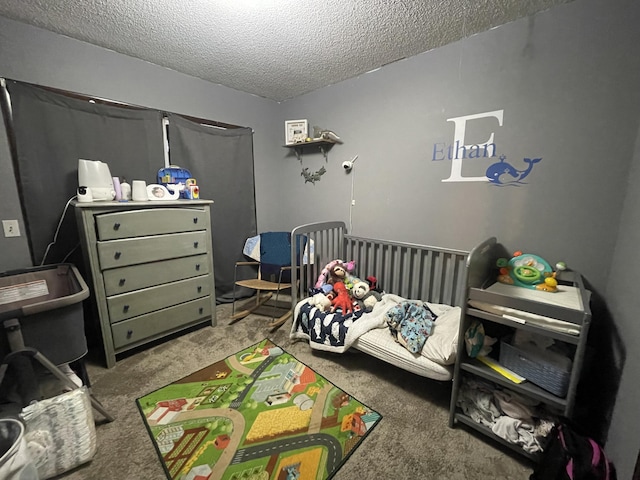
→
(59, 303, 534, 480)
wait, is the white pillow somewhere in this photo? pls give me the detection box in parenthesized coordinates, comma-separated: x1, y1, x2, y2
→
(420, 304, 461, 365)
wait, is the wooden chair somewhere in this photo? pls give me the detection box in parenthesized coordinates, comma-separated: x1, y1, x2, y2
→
(230, 232, 296, 329)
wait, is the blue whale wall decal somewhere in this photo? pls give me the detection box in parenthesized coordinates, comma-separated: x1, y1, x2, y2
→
(486, 155, 542, 185)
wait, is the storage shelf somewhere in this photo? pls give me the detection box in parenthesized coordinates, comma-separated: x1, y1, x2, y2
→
(284, 139, 337, 160)
(449, 238, 592, 460)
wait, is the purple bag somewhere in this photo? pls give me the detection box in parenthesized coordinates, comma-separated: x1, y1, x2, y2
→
(530, 422, 616, 480)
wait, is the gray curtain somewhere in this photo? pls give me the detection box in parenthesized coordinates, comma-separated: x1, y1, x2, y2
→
(8, 81, 164, 266)
(167, 114, 257, 301)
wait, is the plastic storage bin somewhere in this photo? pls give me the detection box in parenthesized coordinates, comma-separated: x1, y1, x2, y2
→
(0, 264, 90, 366)
(499, 338, 572, 397)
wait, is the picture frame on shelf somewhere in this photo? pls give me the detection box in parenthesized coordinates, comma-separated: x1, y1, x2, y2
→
(285, 119, 308, 145)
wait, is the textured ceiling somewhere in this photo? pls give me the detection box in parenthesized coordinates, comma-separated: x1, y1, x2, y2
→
(0, 0, 574, 102)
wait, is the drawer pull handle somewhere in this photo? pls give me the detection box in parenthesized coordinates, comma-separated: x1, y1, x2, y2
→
(194, 241, 199, 249)
(197, 286, 202, 293)
(127, 329, 133, 338)
(114, 251, 122, 260)
(195, 264, 201, 271)
(119, 278, 126, 286)
(198, 307, 204, 315)
(113, 222, 121, 230)
(123, 305, 130, 313)
(193, 217, 198, 224)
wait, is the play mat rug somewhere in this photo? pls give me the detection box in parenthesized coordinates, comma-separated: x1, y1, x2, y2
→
(136, 339, 382, 480)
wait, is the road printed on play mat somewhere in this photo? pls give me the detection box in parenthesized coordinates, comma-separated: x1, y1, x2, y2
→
(307, 383, 333, 434)
(169, 407, 245, 480)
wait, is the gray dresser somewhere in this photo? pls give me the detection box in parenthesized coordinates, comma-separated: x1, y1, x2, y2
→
(73, 200, 216, 368)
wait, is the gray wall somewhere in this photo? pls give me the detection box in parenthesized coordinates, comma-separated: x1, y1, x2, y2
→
(605, 121, 640, 479)
(278, 0, 639, 476)
(278, 0, 639, 298)
(1, 0, 639, 476)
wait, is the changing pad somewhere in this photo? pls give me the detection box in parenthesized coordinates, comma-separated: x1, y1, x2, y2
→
(484, 282, 584, 311)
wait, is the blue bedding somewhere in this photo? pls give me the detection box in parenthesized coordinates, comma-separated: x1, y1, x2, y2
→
(295, 302, 366, 348)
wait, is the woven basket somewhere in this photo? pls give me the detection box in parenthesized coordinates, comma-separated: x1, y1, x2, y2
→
(499, 339, 571, 397)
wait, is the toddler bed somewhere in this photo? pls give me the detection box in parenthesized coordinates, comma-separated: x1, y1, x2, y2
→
(288, 221, 490, 381)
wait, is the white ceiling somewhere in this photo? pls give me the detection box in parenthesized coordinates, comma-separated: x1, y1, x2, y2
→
(0, 0, 574, 102)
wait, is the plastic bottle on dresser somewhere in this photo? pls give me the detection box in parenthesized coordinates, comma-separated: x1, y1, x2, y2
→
(120, 178, 132, 201)
(112, 177, 122, 200)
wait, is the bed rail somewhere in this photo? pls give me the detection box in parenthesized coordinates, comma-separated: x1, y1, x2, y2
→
(291, 221, 470, 311)
(291, 221, 346, 309)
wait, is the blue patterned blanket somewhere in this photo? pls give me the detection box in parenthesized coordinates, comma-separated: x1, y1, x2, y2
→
(290, 293, 419, 353)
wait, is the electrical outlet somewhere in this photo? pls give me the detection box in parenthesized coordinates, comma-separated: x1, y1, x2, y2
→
(2, 220, 21, 237)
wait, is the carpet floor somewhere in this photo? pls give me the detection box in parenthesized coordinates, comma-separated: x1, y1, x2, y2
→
(58, 303, 534, 479)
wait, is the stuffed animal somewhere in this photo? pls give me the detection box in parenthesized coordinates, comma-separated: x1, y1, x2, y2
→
(315, 259, 356, 289)
(366, 275, 382, 293)
(363, 291, 382, 311)
(328, 262, 349, 285)
(351, 281, 369, 312)
(310, 292, 332, 312)
(351, 281, 382, 312)
(351, 281, 369, 301)
(330, 281, 353, 314)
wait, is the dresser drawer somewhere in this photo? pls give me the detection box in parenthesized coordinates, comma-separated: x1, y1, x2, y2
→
(107, 275, 211, 322)
(98, 231, 208, 269)
(96, 208, 209, 240)
(103, 254, 210, 295)
(111, 297, 212, 350)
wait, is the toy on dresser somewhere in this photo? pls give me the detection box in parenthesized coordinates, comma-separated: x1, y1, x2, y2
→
(157, 166, 199, 199)
(496, 251, 567, 292)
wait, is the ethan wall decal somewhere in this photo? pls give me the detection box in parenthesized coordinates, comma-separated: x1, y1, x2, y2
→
(432, 109, 542, 186)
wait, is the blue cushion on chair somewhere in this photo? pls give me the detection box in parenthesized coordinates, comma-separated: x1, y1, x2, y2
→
(260, 232, 291, 265)
(259, 232, 291, 281)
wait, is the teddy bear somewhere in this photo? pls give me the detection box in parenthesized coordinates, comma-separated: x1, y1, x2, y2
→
(351, 281, 383, 312)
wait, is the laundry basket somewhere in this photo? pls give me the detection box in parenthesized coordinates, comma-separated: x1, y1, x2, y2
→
(0, 264, 89, 366)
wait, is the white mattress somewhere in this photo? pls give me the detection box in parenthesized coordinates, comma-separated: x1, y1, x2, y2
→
(291, 294, 461, 382)
(352, 328, 453, 381)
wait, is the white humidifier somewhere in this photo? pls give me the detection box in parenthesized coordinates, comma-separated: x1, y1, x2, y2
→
(78, 159, 116, 201)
